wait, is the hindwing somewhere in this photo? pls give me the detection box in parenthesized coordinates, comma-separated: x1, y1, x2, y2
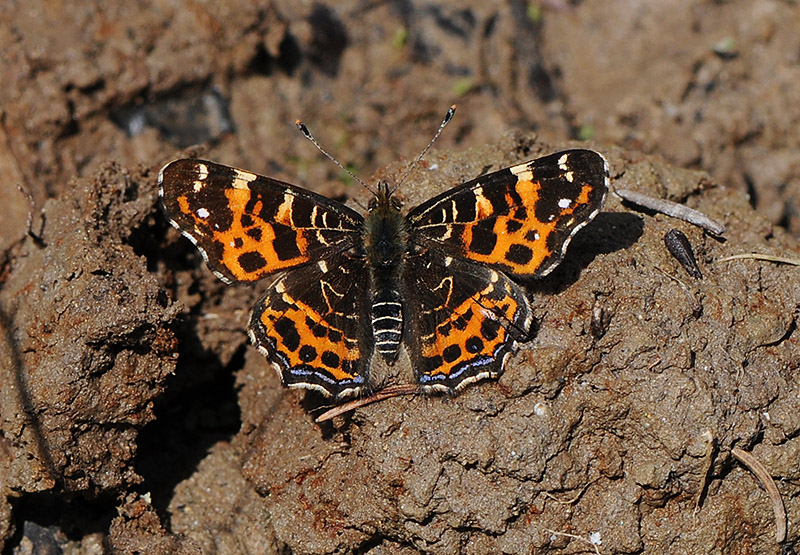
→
(403, 250, 533, 392)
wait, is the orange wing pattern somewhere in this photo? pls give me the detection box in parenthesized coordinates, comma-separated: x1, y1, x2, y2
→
(407, 149, 608, 278)
(160, 159, 362, 283)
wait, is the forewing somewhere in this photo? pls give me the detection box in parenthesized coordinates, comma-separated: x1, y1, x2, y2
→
(249, 251, 371, 399)
(404, 251, 533, 393)
(159, 159, 363, 283)
(407, 149, 608, 277)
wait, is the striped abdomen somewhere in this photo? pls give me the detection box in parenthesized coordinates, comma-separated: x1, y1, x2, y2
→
(372, 290, 403, 362)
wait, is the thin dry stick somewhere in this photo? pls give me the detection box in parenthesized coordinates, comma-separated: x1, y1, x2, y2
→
(615, 188, 726, 235)
(315, 384, 419, 423)
(542, 528, 601, 555)
(731, 447, 787, 544)
(716, 253, 800, 266)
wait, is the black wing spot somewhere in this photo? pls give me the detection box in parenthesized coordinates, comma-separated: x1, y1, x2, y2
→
(505, 243, 533, 265)
(321, 350, 341, 368)
(246, 227, 263, 241)
(274, 316, 301, 352)
(442, 344, 462, 363)
(272, 232, 303, 260)
(506, 220, 523, 233)
(238, 251, 267, 273)
(468, 224, 498, 255)
(480, 317, 501, 341)
(299, 344, 318, 362)
(328, 329, 343, 343)
(466, 336, 484, 353)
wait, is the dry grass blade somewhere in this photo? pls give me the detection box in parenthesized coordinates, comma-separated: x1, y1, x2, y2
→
(716, 253, 800, 266)
(315, 384, 419, 422)
(731, 447, 787, 544)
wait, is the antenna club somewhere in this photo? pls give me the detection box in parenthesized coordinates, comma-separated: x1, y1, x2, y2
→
(295, 120, 313, 139)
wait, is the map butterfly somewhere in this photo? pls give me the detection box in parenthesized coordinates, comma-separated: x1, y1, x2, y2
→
(159, 111, 609, 400)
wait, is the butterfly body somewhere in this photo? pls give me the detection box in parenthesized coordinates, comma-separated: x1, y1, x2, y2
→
(159, 149, 609, 399)
(363, 183, 407, 363)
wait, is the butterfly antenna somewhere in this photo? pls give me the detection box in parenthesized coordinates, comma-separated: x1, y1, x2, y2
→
(295, 120, 376, 195)
(391, 104, 457, 195)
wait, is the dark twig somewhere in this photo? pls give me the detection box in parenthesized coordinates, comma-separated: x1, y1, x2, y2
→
(315, 384, 419, 422)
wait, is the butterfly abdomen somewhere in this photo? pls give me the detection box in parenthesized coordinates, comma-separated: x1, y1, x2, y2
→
(371, 289, 403, 362)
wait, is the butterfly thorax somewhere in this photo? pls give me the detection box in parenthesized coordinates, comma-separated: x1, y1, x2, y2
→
(364, 183, 407, 362)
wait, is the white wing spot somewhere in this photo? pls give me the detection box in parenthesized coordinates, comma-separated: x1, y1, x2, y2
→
(233, 170, 257, 189)
(558, 198, 572, 209)
(510, 162, 534, 181)
(193, 180, 204, 193)
(197, 163, 209, 180)
(474, 187, 492, 217)
(564, 171, 574, 183)
(276, 192, 294, 223)
(318, 260, 328, 273)
(558, 153, 569, 170)
(196, 207, 210, 218)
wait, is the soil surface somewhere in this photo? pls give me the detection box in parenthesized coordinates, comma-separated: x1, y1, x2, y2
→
(2, 1, 800, 554)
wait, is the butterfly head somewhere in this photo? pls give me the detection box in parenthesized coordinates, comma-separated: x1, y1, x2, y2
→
(369, 180, 403, 214)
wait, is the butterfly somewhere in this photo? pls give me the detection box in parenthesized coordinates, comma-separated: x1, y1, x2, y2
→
(159, 113, 608, 400)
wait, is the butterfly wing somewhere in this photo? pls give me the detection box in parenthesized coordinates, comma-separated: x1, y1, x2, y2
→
(249, 250, 371, 399)
(406, 149, 609, 278)
(403, 251, 533, 392)
(160, 159, 370, 398)
(159, 159, 364, 283)
(402, 149, 607, 390)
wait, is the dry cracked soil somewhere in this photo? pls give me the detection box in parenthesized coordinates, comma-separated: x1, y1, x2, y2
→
(2, 2, 800, 554)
